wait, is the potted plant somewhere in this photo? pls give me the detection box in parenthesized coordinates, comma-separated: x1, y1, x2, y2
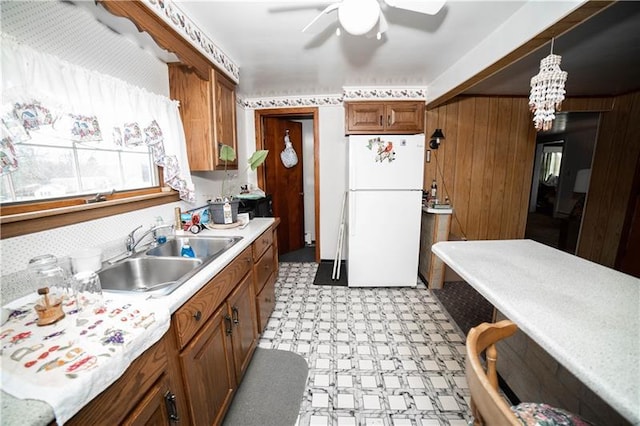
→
(209, 144, 268, 224)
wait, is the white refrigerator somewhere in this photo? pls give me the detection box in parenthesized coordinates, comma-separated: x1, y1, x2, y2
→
(347, 134, 425, 287)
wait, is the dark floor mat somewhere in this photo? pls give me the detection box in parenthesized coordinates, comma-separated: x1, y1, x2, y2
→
(313, 260, 347, 286)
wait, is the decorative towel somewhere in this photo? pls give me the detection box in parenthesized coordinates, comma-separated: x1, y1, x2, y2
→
(0, 292, 170, 425)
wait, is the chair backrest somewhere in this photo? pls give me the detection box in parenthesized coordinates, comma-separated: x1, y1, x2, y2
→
(465, 320, 521, 426)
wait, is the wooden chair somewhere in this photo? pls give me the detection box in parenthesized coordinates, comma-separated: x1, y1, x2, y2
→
(465, 320, 592, 426)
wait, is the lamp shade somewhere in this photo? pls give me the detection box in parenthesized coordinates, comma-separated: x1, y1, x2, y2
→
(573, 168, 591, 193)
(430, 129, 444, 139)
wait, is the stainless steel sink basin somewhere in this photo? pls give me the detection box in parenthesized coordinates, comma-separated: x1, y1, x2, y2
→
(98, 235, 243, 296)
(145, 236, 242, 259)
(98, 257, 202, 294)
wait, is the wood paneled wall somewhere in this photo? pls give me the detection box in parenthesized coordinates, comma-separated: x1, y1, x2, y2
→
(578, 91, 640, 267)
(425, 97, 537, 240)
(426, 92, 639, 270)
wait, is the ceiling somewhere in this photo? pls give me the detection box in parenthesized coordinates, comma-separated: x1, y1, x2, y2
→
(162, 0, 639, 100)
(4, 1, 639, 102)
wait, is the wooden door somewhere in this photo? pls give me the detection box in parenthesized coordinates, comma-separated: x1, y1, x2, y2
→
(227, 273, 258, 383)
(263, 117, 305, 254)
(122, 375, 174, 426)
(180, 304, 235, 426)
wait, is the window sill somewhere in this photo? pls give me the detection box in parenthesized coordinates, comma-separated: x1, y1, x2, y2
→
(0, 191, 180, 239)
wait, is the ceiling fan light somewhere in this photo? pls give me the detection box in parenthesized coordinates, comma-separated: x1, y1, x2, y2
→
(338, 0, 380, 36)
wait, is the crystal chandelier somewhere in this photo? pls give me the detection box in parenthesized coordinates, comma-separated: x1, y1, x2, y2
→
(529, 39, 568, 131)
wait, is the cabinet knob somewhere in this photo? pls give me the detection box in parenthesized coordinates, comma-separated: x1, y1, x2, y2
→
(193, 310, 202, 321)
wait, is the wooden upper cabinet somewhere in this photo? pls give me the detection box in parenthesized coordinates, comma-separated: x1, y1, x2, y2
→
(345, 101, 425, 134)
(169, 64, 238, 171)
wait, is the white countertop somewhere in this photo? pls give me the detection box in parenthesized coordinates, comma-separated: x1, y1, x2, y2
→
(0, 218, 275, 425)
(422, 206, 453, 215)
(432, 239, 640, 425)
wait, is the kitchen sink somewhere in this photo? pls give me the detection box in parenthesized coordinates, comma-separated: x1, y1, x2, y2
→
(145, 236, 242, 259)
(98, 235, 244, 296)
(98, 257, 203, 295)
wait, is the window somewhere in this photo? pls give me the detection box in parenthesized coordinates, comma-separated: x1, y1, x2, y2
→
(540, 144, 563, 186)
(1, 130, 158, 204)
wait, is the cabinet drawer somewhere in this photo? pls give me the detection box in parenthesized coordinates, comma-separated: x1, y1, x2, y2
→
(253, 245, 274, 294)
(252, 228, 273, 261)
(173, 246, 252, 349)
(256, 272, 276, 333)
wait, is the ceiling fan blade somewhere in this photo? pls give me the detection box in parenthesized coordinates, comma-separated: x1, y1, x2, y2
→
(302, 2, 340, 33)
(384, 0, 445, 15)
(378, 11, 388, 34)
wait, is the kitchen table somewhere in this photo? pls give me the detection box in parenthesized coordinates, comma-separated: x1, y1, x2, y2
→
(432, 239, 640, 425)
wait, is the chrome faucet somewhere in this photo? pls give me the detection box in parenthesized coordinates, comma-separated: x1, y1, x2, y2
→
(126, 223, 174, 253)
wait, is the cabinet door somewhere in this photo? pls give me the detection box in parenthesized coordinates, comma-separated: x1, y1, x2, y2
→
(180, 304, 236, 426)
(227, 273, 258, 383)
(213, 70, 238, 170)
(256, 272, 276, 333)
(345, 102, 385, 134)
(385, 102, 425, 133)
(122, 375, 176, 426)
(168, 63, 215, 171)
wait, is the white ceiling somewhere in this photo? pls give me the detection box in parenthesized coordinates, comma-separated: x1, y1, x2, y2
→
(161, 0, 530, 98)
(4, 1, 639, 103)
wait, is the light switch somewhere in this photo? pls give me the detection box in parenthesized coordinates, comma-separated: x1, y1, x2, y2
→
(426, 150, 431, 163)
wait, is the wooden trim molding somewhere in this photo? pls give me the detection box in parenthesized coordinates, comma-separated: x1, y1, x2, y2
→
(98, 0, 212, 81)
(0, 191, 179, 239)
(427, 1, 615, 109)
(254, 107, 321, 262)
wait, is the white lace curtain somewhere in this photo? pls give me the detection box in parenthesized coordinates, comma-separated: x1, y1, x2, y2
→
(1, 36, 195, 202)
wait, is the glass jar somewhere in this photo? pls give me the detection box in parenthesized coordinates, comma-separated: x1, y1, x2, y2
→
(27, 254, 72, 302)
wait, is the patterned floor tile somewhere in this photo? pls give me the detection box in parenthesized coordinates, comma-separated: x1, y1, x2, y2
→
(260, 262, 472, 426)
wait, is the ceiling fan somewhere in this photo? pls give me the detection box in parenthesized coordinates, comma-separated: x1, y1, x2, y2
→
(302, 0, 446, 39)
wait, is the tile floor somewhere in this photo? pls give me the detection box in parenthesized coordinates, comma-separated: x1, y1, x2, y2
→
(257, 262, 472, 426)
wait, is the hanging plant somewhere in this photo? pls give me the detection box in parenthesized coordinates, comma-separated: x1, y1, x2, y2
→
(217, 145, 268, 201)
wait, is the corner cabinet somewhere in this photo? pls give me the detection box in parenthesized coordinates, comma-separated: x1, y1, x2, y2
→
(345, 101, 425, 135)
(168, 64, 238, 171)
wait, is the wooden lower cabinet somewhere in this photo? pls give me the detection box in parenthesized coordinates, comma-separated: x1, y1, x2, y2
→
(122, 375, 177, 426)
(173, 246, 258, 425)
(256, 273, 276, 332)
(227, 273, 258, 382)
(180, 302, 236, 426)
(67, 334, 180, 425)
(67, 224, 279, 426)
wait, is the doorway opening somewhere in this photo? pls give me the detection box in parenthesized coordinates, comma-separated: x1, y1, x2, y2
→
(254, 108, 320, 263)
(525, 112, 599, 253)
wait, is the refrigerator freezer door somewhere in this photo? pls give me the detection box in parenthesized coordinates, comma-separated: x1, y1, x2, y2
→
(349, 134, 425, 190)
(347, 190, 421, 287)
